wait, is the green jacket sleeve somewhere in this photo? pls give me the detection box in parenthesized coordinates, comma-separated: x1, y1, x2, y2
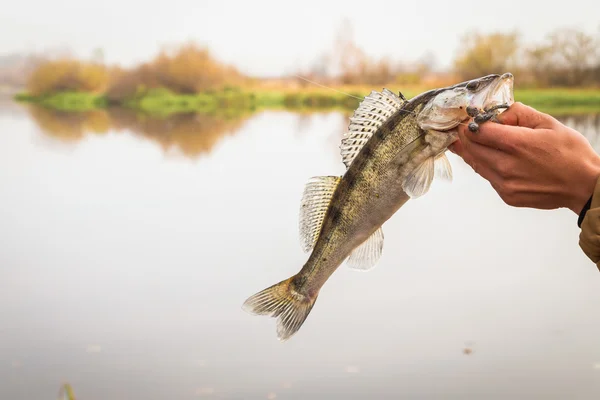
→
(579, 176, 600, 270)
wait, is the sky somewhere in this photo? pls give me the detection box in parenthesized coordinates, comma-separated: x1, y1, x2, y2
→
(1, 0, 599, 77)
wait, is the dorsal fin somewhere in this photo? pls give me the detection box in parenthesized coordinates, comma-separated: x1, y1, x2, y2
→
(340, 89, 406, 168)
(299, 176, 341, 252)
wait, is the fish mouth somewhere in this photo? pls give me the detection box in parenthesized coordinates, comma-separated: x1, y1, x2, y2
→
(484, 72, 514, 110)
(468, 72, 514, 111)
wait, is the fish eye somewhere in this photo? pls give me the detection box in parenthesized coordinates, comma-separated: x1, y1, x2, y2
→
(466, 80, 479, 91)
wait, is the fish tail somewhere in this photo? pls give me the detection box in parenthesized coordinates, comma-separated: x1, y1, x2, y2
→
(242, 276, 317, 341)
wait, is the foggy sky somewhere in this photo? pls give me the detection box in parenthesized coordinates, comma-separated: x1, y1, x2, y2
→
(1, 0, 598, 76)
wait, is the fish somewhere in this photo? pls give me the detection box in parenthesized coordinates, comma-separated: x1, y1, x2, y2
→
(242, 73, 515, 341)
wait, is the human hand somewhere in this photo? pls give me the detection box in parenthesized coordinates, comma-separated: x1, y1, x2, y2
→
(449, 102, 600, 214)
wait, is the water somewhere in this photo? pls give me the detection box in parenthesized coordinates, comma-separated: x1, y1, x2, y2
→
(1, 104, 600, 399)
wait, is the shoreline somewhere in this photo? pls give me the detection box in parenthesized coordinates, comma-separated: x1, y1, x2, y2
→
(13, 87, 600, 116)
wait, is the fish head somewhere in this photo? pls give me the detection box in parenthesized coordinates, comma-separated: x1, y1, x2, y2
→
(416, 72, 514, 131)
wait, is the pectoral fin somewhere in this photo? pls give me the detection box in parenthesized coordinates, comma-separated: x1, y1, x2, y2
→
(434, 152, 453, 181)
(402, 156, 434, 198)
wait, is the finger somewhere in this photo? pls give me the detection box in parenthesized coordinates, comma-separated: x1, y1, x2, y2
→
(448, 139, 464, 155)
(458, 118, 527, 153)
(456, 128, 505, 183)
(496, 102, 555, 129)
(459, 148, 503, 185)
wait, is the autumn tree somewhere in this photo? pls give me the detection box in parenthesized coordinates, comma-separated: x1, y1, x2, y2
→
(152, 43, 243, 93)
(105, 63, 162, 101)
(453, 31, 520, 80)
(27, 59, 108, 95)
(528, 28, 599, 86)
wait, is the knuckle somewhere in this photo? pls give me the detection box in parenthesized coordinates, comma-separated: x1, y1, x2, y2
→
(562, 134, 577, 150)
(510, 102, 526, 115)
(504, 134, 521, 151)
(500, 192, 517, 206)
(470, 160, 478, 173)
(504, 180, 519, 195)
(497, 179, 519, 205)
(503, 142, 517, 153)
(496, 159, 514, 177)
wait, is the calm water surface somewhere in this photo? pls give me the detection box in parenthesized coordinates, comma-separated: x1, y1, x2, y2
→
(1, 104, 600, 399)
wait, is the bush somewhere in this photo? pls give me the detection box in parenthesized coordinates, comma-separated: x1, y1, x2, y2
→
(152, 43, 243, 94)
(27, 59, 108, 95)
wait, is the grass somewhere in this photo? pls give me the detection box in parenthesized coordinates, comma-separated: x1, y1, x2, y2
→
(14, 86, 600, 116)
(513, 88, 600, 115)
(15, 91, 106, 111)
(123, 87, 257, 116)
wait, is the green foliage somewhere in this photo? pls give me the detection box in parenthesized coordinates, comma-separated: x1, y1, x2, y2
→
(17, 91, 106, 111)
(515, 89, 600, 111)
(15, 87, 600, 117)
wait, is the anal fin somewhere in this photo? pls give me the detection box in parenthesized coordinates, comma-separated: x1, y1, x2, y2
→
(346, 227, 384, 271)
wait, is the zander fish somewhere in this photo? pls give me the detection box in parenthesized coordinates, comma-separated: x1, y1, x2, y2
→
(243, 73, 515, 340)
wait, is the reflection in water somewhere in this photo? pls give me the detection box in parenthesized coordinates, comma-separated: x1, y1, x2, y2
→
(25, 104, 600, 160)
(27, 106, 111, 141)
(25, 106, 252, 158)
(58, 383, 75, 400)
(0, 94, 26, 117)
(558, 114, 600, 153)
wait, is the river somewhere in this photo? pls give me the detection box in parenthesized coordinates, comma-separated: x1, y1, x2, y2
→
(1, 104, 600, 399)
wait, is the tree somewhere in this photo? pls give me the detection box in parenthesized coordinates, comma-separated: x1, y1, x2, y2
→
(152, 43, 243, 93)
(523, 28, 599, 87)
(547, 28, 598, 85)
(27, 59, 108, 95)
(453, 31, 520, 80)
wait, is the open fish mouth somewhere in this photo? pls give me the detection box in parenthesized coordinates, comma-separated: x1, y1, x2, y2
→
(464, 72, 515, 132)
(483, 72, 514, 110)
(466, 72, 515, 112)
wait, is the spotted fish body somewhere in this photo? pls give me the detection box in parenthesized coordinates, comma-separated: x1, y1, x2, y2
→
(243, 73, 515, 341)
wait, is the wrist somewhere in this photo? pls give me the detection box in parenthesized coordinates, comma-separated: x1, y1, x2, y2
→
(568, 156, 600, 215)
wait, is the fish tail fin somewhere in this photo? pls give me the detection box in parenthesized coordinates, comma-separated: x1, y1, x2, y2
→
(242, 276, 317, 341)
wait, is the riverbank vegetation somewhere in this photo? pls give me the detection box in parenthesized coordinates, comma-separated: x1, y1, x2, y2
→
(12, 25, 600, 115)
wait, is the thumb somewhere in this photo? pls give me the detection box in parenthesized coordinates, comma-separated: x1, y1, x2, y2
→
(497, 102, 556, 129)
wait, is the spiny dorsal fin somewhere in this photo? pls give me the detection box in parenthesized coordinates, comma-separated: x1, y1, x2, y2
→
(434, 152, 453, 181)
(402, 156, 435, 198)
(299, 176, 341, 252)
(346, 227, 384, 271)
(340, 89, 406, 168)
